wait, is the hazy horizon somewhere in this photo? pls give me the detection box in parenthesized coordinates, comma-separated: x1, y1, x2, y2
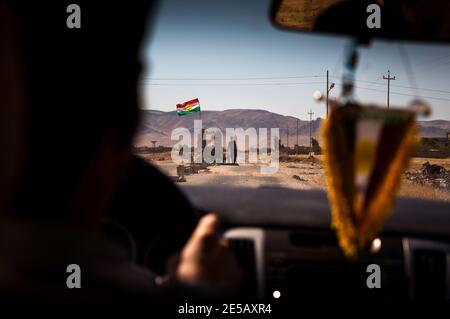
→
(143, 108, 450, 122)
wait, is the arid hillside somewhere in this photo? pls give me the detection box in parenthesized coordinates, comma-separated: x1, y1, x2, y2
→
(134, 109, 450, 147)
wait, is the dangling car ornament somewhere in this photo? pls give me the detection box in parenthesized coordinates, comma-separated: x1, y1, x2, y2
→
(317, 40, 430, 257)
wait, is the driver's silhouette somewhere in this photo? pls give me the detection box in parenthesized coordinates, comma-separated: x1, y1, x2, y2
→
(0, 0, 241, 300)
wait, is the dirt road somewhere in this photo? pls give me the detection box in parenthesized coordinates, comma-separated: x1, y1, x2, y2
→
(155, 160, 326, 189)
(138, 153, 450, 202)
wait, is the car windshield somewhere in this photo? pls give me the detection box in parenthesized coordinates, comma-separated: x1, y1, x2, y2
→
(136, 0, 450, 202)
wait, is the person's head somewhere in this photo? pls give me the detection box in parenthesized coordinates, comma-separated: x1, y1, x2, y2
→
(5, 1, 157, 230)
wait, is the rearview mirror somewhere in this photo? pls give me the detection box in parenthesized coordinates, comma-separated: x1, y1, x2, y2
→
(272, 0, 450, 43)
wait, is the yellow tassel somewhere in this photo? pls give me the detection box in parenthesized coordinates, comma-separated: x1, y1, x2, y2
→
(321, 113, 418, 256)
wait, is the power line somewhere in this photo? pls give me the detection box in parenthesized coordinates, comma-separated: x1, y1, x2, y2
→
(143, 75, 324, 81)
(361, 81, 450, 94)
(334, 83, 450, 102)
(144, 75, 450, 95)
(143, 80, 450, 99)
(142, 81, 325, 86)
(329, 76, 450, 94)
(141, 75, 450, 101)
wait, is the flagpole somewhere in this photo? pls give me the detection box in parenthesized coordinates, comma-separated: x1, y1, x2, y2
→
(199, 103, 202, 164)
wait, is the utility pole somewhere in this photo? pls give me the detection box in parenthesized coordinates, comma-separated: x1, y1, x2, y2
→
(308, 109, 314, 155)
(286, 127, 289, 148)
(296, 118, 299, 151)
(383, 70, 396, 108)
(326, 70, 335, 117)
(326, 70, 329, 117)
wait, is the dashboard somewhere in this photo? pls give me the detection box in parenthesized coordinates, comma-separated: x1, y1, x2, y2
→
(181, 186, 450, 299)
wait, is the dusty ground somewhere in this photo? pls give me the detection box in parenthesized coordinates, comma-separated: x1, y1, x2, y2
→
(138, 152, 450, 202)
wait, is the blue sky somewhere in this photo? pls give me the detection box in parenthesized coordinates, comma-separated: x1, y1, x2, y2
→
(140, 0, 450, 121)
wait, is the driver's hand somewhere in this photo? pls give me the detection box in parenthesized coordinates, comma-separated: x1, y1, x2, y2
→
(175, 214, 242, 291)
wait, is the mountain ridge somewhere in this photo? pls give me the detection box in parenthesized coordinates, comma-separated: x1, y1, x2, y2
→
(135, 109, 450, 147)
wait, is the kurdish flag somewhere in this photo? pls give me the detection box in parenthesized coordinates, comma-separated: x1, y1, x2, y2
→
(176, 98, 201, 116)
